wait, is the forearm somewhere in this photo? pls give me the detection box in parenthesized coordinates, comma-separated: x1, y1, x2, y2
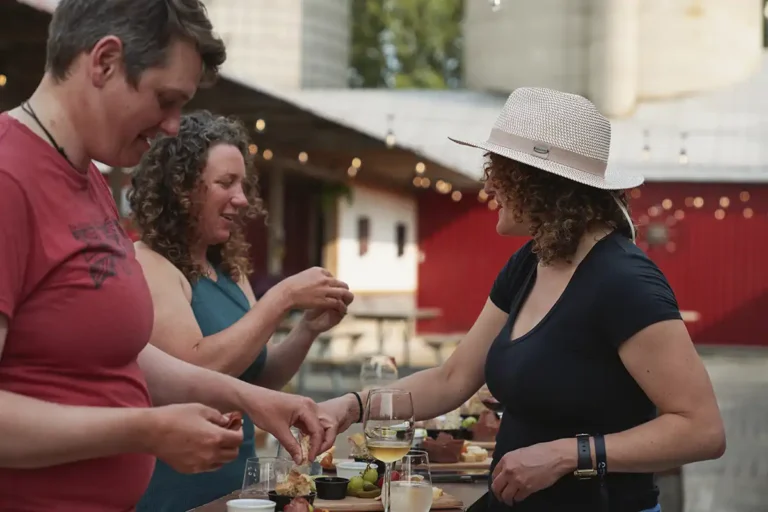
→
(139, 343, 246, 413)
(185, 288, 290, 377)
(252, 322, 317, 390)
(356, 364, 474, 423)
(0, 390, 151, 469)
(553, 412, 726, 474)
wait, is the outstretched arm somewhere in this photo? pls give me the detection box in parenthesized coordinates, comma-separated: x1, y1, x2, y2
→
(318, 299, 508, 437)
(137, 342, 326, 464)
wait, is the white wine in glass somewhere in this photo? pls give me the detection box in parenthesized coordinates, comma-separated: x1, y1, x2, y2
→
(363, 389, 414, 512)
(390, 451, 432, 512)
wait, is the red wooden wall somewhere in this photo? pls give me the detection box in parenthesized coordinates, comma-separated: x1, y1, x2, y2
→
(416, 183, 768, 346)
(246, 172, 319, 283)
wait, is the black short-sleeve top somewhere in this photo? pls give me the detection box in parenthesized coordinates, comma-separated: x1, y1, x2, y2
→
(485, 231, 682, 512)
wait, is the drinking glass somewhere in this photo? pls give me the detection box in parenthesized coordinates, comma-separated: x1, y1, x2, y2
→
(241, 457, 291, 498)
(477, 384, 503, 417)
(363, 389, 415, 512)
(360, 355, 399, 391)
(390, 450, 433, 512)
(275, 427, 322, 476)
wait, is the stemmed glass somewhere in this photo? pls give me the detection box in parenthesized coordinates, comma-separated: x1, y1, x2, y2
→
(363, 389, 415, 512)
(391, 450, 433, 512)
(360, 355, 399, 391)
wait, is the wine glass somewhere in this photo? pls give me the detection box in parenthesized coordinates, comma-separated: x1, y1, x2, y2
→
(241, 457, 291, 498)
(391, 450, 432, 512)
(363, 389, 415, 512)
(360, 355, 399, 391)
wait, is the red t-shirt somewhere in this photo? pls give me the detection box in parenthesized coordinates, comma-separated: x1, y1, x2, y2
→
(0, 114, 155, 511)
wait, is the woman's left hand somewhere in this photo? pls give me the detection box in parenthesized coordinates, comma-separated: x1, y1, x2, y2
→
(491, 439, 574, 505)
(300, 301, 348, 334)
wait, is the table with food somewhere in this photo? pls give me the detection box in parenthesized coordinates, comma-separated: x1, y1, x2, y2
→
(192, 387, 502, 512)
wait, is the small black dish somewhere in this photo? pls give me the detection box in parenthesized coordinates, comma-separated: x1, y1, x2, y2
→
(267, 491, 316, 511)
(314, 476, 349, 500)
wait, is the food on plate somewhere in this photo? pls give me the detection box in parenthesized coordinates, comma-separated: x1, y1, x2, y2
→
(283, 497, 313, 512)
(460, 392, 486, 417)
(362, 466, 378, 484)
(461, 416, 478, 429)
(470, 410, 501, 442)
(375, 469, 400, 489)
(421, 410, 462, 431)
(275, 468, 316, 497)
(420, 432, 465, 463)
(315, 446, 335, 470)
(347, 433, 369, 458)
(432, 486, 444, 501)
(346, 477, 381, 499)
(461, 443, 488, 463)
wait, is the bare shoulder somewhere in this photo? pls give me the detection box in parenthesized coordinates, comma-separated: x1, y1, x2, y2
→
(134, 242, 192, 300)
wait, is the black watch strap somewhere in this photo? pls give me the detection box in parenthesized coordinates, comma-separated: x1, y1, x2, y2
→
(594, 434, 609, 512)
(594, 434, 607, 477)
(573, 434, 597, 479)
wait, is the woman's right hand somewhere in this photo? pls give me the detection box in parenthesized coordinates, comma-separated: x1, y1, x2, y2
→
(279, 267, 353, 311)
(141, 403, 244, 474)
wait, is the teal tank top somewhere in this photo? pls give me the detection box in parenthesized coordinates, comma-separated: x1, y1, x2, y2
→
(137, 268, 268, 512)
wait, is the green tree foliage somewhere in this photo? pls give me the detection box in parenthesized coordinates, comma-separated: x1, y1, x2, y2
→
(349, 0, 463, 89)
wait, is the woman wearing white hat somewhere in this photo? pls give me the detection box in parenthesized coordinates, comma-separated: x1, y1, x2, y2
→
(319, 87, 725, 511)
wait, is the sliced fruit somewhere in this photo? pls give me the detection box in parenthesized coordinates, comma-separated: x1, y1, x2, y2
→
(357, 488, 382, 499)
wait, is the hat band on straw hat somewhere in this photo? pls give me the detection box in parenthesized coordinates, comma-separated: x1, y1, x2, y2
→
(487, 129, 607, 178)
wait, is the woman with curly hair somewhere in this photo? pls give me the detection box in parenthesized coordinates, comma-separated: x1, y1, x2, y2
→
(129, 110, 353, 511)
(318, 88, 725, 512)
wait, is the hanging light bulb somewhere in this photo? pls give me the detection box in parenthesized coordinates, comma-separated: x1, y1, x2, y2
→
(678, 131, 689, 165)
(641, 129, 650, 161)
(255, 119, 266, 132)
(385, 114, 396, 148)
(415, 162, 426, 174)
(0, 74, 7, 87)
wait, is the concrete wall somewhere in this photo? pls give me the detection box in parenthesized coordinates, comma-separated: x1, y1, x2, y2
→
(204, 0, 349, 89)
(463, 0, 763, 116)
(336, 185, 418, 294)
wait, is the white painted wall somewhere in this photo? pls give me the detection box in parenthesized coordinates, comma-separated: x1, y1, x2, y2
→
(336, 186, 418, 293)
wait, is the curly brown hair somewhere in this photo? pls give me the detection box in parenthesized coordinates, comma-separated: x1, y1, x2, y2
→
(484, 152, 633, 265)
(128, 110, 265, 282)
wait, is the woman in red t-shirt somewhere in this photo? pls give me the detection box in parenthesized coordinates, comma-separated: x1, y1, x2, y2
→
(0, 1, 331, 511)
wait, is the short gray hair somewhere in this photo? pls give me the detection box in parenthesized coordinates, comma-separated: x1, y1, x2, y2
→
(46, 0, 226, 87)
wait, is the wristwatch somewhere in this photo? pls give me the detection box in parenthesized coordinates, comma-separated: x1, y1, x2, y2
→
(573, 434, 597, 479)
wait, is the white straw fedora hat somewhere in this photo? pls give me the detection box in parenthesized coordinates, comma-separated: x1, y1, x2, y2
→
(449, 87, 643, 190)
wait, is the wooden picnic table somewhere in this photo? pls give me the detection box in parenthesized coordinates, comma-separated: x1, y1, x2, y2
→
(350, 308, 442, 366)
(191, 423, 486, 511)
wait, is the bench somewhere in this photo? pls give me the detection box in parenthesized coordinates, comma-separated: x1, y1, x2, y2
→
(422, 333, 465, 364)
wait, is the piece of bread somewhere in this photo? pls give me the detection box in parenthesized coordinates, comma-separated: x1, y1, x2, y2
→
(299, 434, 311, 466)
